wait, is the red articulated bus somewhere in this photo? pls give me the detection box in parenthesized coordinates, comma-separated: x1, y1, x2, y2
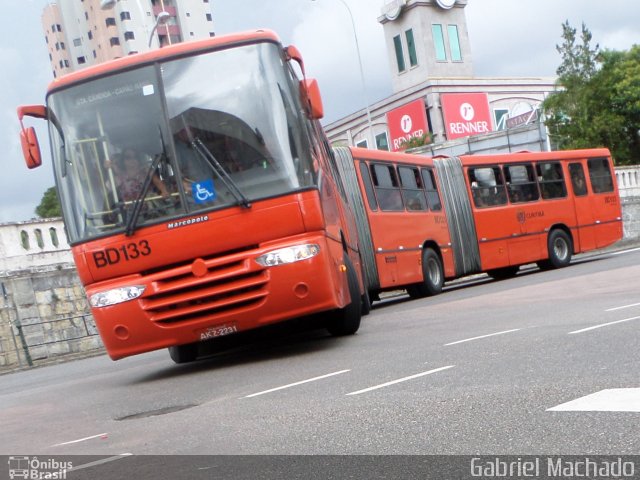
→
(332, 147, 623, 299)
(17, 30, 368, 363)
(17, 30, 623, 364)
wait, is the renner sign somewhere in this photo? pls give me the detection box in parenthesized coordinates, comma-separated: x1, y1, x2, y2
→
(386, 99, 428, 152)
(441, 93, 492, 140)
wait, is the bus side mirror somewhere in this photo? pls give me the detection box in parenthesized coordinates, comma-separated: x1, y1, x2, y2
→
(17, 105, 47, 169)
(21, 127, 42, 169)
(300, 78, 324, 120)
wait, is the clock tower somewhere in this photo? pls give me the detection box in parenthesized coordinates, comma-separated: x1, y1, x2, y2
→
(379, 0, 474, 93)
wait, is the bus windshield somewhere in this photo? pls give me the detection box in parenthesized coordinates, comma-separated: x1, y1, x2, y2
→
(47, 41, 315, 243)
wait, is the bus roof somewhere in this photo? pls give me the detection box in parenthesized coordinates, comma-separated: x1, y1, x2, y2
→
(349, 146, 436, 166)
(46, 29, 281, 95)
(459, 148, 612, 166)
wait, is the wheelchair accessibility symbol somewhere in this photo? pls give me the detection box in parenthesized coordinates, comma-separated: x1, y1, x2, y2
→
(192, 179, 216, 204)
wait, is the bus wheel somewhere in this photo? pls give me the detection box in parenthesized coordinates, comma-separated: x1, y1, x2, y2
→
(327, 257, 362, 336)
(488, 266, 519, 280)
(546, 229, 573, 268)
(407, 248, 444, 298)
(361, 289, 372, 316)
(168, 342, 199, 364)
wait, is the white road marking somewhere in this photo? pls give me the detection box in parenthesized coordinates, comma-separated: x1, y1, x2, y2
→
(610, 247, 640, 255)
(547, 388, 640, 412)
(346, 365, 454, 396)
(444, 329, 521, 346)
(51, 432, 108, 447)
(568, 315, 640, 334)
(243, 369, 351, 398)
(606, 302, 640, 312)
(67, 454, 133, 472)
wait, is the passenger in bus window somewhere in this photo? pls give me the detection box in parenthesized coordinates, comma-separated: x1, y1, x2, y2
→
(105, 148, 171, 202)
(571, 171, 588, 196)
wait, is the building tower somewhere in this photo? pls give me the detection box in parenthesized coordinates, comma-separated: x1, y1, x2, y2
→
(378, 0, 473, 93)
(42, 0, 215, 78)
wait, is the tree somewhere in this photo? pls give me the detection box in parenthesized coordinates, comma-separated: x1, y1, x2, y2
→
(543, 21, 640, 165)
(35, 186, 62, 218)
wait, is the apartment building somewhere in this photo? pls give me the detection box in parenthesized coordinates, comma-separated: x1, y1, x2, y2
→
(42, 0, 215, 78)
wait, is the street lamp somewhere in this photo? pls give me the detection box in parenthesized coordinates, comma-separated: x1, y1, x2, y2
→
(311, 0, 375, 148)
(149, 11, 171, 48)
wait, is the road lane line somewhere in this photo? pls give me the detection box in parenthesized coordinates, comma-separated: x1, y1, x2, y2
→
(569, 315, 640, 334)
(444, 329, 521, 346)
(610, 247, 640, 255)
(606, 302, 640, 312)
(51, 433, 108, 447)
(346, 366, 454, 396)
(67, 454, 133, 472)
(547, 389, 640, 412)
(243, 369, 351, 398)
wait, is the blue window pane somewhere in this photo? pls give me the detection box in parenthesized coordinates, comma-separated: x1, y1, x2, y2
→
(432, 24, 446, 61)
(448, 25, 462, 61)
(393, 35, 405, 72)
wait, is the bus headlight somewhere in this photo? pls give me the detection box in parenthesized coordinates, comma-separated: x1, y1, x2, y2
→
(255, 244, 320, 267)
(89, 285, 146, 308)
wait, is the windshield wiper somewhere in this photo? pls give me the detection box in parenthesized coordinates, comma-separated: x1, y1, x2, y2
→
(191, 136, 252, 209)
(124, 153, 164, 237)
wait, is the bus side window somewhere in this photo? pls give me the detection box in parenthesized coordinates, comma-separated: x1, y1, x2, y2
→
(398, 166, 427, 211)
(569, 163, 588, 196)
(537, 161, 567, 199)
(371, 163, 403, 211)
(468, 166, 507, 207)
(421, 167, 442, 211)
(505, 163, 539, 203)
(587, 157, 614, 193)
(359, 161, 378, 211)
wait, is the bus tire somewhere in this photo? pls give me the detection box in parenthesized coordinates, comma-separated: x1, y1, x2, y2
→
(487, 266, 519, 280)
(546, 229, 573, 268)
(168, 342, 199, 364)
(327, 257, 362, 336)
(407, 248, 444, 298)
(361, 289, 372, 316)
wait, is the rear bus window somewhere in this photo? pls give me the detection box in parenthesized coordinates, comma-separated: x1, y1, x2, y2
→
(421, 168, 442, 211)
(588, 158, 614, 193)
(504, 164, 539, 203)
(371, 164, 403, 211)
(468, 166, 507, 208)
(359, 161, 378, 211)
(537, 162, 567, 199)
(569, 163, 588, 196)
(398, 166, 427, 211)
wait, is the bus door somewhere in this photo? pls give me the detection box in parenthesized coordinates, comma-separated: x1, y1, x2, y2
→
(568, 162, 596, 251)
(585, 157, 622, 248)
(467, 165, 511, 269)
(504, 163, 545, 265)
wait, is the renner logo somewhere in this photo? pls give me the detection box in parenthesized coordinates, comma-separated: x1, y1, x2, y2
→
(449, 102, 490, 135)
(400, 114, 413, 133)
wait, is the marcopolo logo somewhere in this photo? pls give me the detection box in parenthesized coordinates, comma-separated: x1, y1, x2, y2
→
(8, 456, 72, 480)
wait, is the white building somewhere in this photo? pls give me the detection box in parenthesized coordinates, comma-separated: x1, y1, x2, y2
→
(42, 0, 215, 78)
(326, 0, 556, 152)
(0, 218, 72, 275)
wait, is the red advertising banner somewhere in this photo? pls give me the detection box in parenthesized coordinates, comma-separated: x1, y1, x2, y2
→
(386, 99, 428, 152)
(441, 93, 492, 140)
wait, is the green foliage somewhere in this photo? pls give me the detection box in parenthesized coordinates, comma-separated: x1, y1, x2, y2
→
(543, 21, 640, 165)
(35, 186, 62, 218)
(399, 133, 433, 151)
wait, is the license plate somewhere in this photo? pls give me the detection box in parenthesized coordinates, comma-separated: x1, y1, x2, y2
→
(197, 323, 238, 341)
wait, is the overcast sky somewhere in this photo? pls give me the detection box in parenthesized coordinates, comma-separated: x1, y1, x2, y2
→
(2, 0, 639, 223)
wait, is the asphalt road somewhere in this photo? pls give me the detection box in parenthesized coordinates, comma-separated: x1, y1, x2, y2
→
(1, 247, 639, 472)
